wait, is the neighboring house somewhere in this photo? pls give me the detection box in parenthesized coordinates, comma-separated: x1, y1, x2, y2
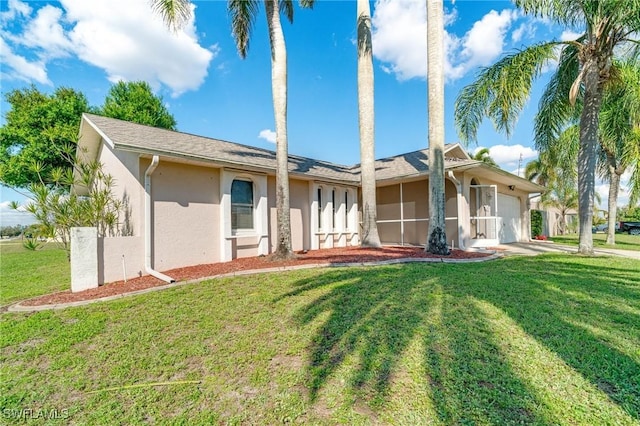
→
(530, 199, 578, 236)
(76, 114, 543, 284)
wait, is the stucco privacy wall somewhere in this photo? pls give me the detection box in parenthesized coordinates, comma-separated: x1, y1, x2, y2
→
(97, 142, 142, 236)
(145, 158, 220, 271)
(99, 236, 144, 284)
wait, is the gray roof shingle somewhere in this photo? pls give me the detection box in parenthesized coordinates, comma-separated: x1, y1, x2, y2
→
(84, 114, 359, 183)
(84, 115, 538, 191)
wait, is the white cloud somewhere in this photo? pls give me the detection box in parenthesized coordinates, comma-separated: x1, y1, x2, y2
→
(371, 0, 427, 81)
(258, 129, 276, 144)
(454, 9, 518, 76)
(0, 0, 31, 22)
(560, 30, 582, 42)
(371, 1, 517, 81)
(0, 37, 51, 84)
(0, 201, 36, 227)
(1, 0, 216, 96)
(22, 5, 73, 58)
(475, 144, 537, 167)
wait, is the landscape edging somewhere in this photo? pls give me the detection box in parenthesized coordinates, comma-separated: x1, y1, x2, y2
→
(6, 252, 502, 313)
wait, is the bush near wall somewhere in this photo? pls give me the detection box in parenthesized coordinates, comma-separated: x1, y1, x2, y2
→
(531, 210, 543, 238)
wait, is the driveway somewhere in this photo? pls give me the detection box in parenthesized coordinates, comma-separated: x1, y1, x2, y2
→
(497, 241, 640, 260)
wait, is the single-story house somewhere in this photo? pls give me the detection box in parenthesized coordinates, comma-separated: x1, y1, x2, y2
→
(76, 114, 543, 285)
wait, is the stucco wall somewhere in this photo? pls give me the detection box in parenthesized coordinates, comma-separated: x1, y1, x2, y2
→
(98, 143, 142, 236)
(99, 236, 144, 284)
(145, 160, 220, 271)
(268, 177, 310, 252)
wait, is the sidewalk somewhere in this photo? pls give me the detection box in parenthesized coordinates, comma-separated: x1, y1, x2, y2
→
(498, 241, 640, 260)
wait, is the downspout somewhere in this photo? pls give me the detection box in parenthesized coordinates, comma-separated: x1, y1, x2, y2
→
(144, 155, 175, 283)
(447, 171, 466, 250)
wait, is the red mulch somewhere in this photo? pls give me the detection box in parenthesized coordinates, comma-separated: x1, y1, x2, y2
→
(19, 246, 492, 307)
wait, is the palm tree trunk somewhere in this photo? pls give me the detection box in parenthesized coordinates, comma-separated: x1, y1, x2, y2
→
(605, 153, 623, 245)
(357, 0, 380, 248)
(576, 57, 602, 255)
(266, 0, 293, 259)
(426, 0, 448, 255)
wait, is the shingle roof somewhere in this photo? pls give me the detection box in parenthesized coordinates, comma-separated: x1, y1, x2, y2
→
(349, 148, 476, 181)
(83, 114, 359, 183)
(82, 114, 540, 192)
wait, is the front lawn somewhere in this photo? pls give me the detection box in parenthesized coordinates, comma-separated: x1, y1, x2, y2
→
(550, 232, 640, 251)
(0, 241, 69, 306)
(1, 255, 639, 424)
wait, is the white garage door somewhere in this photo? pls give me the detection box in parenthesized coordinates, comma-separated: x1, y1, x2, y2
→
(498, 194, 521, 243)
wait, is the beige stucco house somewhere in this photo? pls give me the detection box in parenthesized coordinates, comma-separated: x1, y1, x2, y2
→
(76, 114, 543, 284)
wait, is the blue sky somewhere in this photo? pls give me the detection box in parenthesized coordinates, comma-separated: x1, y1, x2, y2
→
(0, 0, 631, 225)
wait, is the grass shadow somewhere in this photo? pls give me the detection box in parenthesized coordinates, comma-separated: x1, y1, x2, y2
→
(285, 254, 640, 422)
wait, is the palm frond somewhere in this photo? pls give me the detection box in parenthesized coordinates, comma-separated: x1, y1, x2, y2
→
(228, 0, 260, 58)
(280, 0, 294, 23)
(534, 42, 581, 153)
(514, 0, 586, 27)
(454, 42, 559, 144)
(150, 0, 192, 32)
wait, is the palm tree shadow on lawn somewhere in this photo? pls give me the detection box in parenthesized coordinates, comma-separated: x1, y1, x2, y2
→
(280, 255, 640, 423)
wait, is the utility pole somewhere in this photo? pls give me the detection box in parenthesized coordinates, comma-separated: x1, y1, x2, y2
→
(517, 152, 523, 177)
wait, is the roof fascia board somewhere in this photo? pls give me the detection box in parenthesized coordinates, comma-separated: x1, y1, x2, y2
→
(81, 113, 115, 149)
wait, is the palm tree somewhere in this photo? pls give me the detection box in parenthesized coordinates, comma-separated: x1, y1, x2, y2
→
(357, 0, 381, 248)
(426, 0, 449, 255)
(598, 58, 640, 244)
(525, 155, 554, 187)
(455, 0, 640, 255)
(151, 0, 314, 259)
(470, 147, 498, 167)
(544, 169, 579, 235)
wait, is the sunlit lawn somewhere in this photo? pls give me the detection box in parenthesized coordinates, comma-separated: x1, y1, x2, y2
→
(0, 241, 69, 306)
(1, 254, 639, 424)
(551, 232, 640, 251)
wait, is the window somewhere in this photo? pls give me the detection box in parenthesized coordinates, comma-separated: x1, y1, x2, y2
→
(332, 189, 336, 229)
(231, 179, 253, 230)
(344, 191, 349, 230)
(317, 187, 323, 229)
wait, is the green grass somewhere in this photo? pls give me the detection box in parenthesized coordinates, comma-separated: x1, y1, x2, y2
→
(0, 240, 70, 306)
(1, 255, 639, 424)
(550, 233, 640, 251)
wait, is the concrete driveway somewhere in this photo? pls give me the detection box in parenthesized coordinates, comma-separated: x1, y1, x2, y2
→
(495, 241, 640, 260)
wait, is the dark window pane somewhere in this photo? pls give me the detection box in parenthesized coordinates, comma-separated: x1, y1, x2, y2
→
(231, 180, 253, 205)
(231, 180, 253, 230)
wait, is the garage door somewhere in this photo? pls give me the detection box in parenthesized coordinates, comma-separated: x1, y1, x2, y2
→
(498, 194, 521, 243)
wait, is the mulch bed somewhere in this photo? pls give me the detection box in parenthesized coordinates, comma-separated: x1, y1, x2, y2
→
(19, 246, 492, 307)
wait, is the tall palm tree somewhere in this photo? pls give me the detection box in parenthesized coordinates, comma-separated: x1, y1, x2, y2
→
(426, 0, 449, 255)
(598, 58, 640, 244)
(151, 0, 313, 259)
(356, 0, 381, 248)
(470, 147, 498, 167)
(455, 0, 640, 255)
(544, 168, 579, 235)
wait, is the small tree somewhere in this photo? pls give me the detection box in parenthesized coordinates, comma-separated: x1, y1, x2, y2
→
(13, 159, 125, 258)
(99, 81, 177, 130)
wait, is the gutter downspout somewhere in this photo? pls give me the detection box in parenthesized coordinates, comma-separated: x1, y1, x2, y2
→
(144, 155, 175, 283)
(447, 171, 466, 250)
